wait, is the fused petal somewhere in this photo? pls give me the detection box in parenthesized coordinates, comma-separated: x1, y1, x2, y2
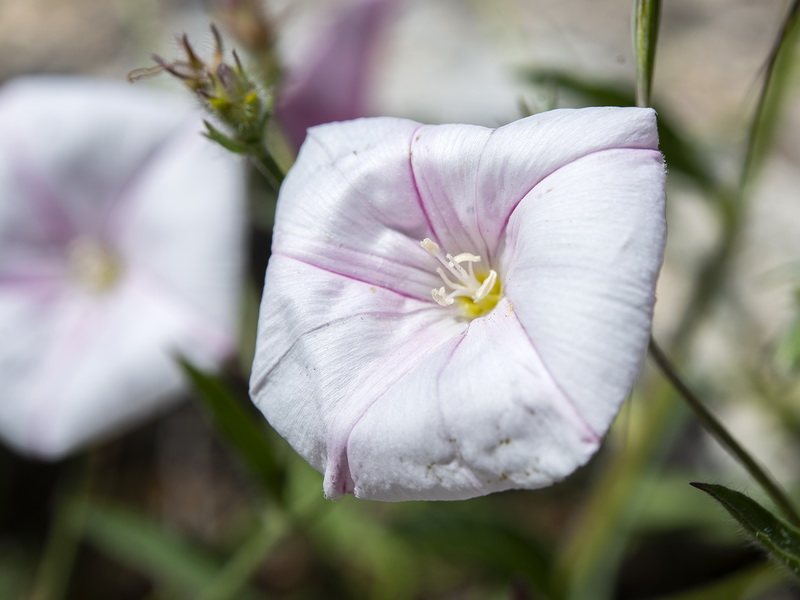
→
(251, 107, 665, 501)
(272, 117, 439, 301)
(501, 147, 666, 436)
(409, 107, 660, 263)
(250, 254, 464, 498)
(347, 297, 601, 501)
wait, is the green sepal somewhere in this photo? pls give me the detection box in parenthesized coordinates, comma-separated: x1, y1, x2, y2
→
(202, 120, 253, 155)
(692, 482, 800, 579)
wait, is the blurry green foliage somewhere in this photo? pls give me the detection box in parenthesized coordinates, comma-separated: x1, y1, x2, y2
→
(179, 359, 286, 501)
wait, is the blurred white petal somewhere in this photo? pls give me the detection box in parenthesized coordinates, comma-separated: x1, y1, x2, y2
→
(0, 77, 246, 458)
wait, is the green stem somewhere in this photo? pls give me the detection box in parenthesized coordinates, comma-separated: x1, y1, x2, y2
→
(672, 0, 799, 348)
(29, 456, 95, 600)
(648, 337, 800, 527)
(555, 6, 799, 597)
(633, 0, 662, 108)
(251, 146, 285, 191)
(200, 509, 288, 600)
(741, 0, 800, 188)
(554, 376, 683, 600)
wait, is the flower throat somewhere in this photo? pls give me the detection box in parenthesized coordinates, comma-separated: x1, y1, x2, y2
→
(420, 238, 501, 319)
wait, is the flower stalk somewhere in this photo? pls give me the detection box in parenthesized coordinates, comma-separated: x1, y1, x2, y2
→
(633, 0, 662, 108)
(648, 337, 800, 527)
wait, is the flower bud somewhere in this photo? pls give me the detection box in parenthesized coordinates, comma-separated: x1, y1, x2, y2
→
(129, 25, 271, 149)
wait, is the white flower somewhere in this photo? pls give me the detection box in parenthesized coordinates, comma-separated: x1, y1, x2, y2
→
(250, 108, 666, 501)
(0, 77, 246, 459)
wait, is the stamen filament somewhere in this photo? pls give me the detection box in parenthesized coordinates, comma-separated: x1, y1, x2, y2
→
(420, 238, 499, 310)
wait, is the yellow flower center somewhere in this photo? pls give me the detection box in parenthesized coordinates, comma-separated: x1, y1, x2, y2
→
(67, 237, 122, 293)
(420, 238, 501, 319)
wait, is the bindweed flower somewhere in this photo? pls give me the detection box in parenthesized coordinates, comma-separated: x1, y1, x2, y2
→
(276, 0, 398, 150)
(250, 107, 666, 502)
(0, 77, 245, 459)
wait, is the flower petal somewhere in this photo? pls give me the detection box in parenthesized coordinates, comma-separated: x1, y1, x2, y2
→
(410, 107, 660, 263)
(409, 123, 495, 258)
(115, 122, 246, 336)
(0, 268, 233, 459)
(0, 77, 193, 236)
(501, 147, 666, 436)
(273, 117, 440, 301)
(346, 297, 600, 501)
(250, 254, 464, 497)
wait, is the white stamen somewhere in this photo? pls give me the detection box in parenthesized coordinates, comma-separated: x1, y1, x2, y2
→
(420, 238, 498, 308)
(474, 269, 498, 301)
(451, 253, 480, 264)
(421, 238, 440, 255)
(432, 287, 454, 306)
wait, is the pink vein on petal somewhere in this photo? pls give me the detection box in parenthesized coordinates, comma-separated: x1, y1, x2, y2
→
(497, 147, 663, 242)
(407, 124, 440, 246)
(509, 309, 600, 443)
(472, 127, 497, 265)
(273, 252, 432, 302)
(431, 331, 484, 489)
(339, 321, 469, 495)
(12, 156, 76, 243)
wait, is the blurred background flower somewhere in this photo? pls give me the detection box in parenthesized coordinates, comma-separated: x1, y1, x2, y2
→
(275, 0, 398, 150)
(0, 76, 245, 458)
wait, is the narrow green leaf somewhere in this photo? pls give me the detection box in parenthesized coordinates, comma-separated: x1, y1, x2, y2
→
(633, 0, 662, 107)
(178, 359, 285, 499)
(522, 70, 716, 192)
(692, 482, 800, 579)
(72, 500, 221, 594)
(30, 463, 89, 600)
(313, 499, 419, 600)
(741, 0, 800, 187)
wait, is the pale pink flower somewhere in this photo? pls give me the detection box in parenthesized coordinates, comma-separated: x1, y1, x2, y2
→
(277, 0, 398, 150)
(0, 77, 245, 459)
(250, 107, 666, 501)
